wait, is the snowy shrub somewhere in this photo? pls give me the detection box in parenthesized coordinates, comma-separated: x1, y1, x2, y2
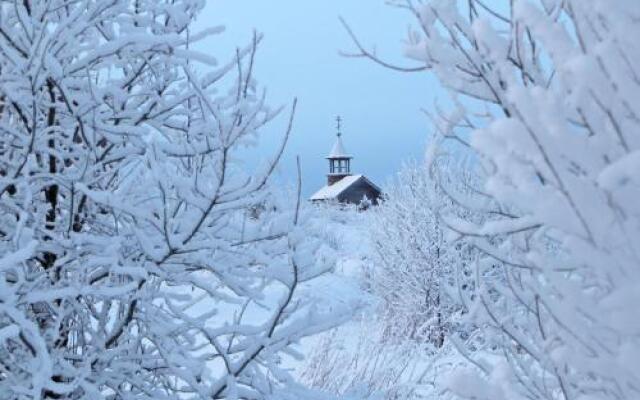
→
(0, 1, 347, 399)
(347, 0, 640, 399)
(302, 321, 432, 400)
(302, 317, 479, 400)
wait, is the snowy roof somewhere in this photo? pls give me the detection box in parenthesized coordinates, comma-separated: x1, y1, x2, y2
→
(310, 175, 363, 201)
(310, 174, 382, 201)
(326, 136, 352, 159)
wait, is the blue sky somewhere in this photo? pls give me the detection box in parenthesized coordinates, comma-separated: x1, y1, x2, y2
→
(194, 1, 442, 195)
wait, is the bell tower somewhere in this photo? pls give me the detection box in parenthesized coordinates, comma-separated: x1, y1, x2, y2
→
(326, 116, 353, 185)
(310, 116, 381, 204)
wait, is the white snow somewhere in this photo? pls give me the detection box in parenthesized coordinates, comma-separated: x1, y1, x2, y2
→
(309, 174, 364, 201)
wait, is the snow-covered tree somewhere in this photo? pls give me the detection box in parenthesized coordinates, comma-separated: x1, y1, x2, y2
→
(368, 160, 475, 348)
(0, 1, 344, 399)
(347, 1, 640, 399)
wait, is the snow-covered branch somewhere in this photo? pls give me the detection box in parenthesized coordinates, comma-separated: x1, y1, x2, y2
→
(0, 1, 346, 398)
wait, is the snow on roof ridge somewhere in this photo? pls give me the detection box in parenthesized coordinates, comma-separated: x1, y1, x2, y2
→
(309, 174, 363, 201)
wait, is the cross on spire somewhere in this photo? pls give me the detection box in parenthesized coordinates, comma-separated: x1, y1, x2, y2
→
(336, 115, 342, 137)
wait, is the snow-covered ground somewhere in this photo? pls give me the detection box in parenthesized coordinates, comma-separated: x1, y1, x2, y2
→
(284, 206, 452, 399)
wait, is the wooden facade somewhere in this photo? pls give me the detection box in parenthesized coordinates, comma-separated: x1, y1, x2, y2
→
(333, 176, 381, 205)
